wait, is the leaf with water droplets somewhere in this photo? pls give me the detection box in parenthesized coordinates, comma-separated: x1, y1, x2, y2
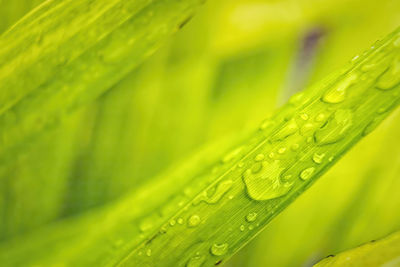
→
(1, 25, 400, 267)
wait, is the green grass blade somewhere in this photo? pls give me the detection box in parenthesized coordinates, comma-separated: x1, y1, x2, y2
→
(1, 26, 399, 267)
(0, 0, 203, 161)
(119, 27, 400, 266)
(314, 231, 400, 267)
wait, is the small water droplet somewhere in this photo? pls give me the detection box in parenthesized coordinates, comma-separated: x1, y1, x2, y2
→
(186, 254, 205, 267)
(375, 56, 400, 90)
(300, 113, 309, 120)
(329, 156, 334, 162)
(312, 153, 325, 164)
(315, 113, 326, 122)
(240, 225, 245, 231)
(169, 219, 176, 226)
(291, 144, 300, 151)
(178, 218, 184, 225)
(300, 167, 315, 181)
(146, 249, 152, 257)
(281, 174, 292, 182)
(210, 243, 228, 256)
(322, 74, 358, 104)
(362, 117, 383, 136)
(278, 147, 287, 154)
(300, 123, 314, 135)
(243, 161, 292, 201)
(268, 152, 275, 159)
(251, 162, 262, 173)
(249, 225, 254, 230)
(246, 212, 257, 222)
(314, 109, 353, 145)
(255, 154, 265, 162)
(188, 215, 201, 227)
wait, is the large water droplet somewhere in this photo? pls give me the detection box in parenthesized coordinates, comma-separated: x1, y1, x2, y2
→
(312, 153, 325, 164)
(300, 167, 315, 181)
(194, 180, 233, 205)
(210, 243, 228, 256)
(245, 212, 257, 222)
(314, 109, 353, 145)
(243, 161, 292, 201)
(376, 56, 400, 90)
(322, 74, 358, 103)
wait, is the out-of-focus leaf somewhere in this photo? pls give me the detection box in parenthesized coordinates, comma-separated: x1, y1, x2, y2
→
(0, 0, 203, 162)
(314, 231, 400, 267)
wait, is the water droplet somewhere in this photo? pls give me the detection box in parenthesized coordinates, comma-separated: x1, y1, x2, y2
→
(312, 153, 325, 164)
(282, 174, 293, 182)
(300, 123, 314, 135)
(291, 144, 300, 151)
(271, 119, 298, 141)
(322, 74, 358, 103)
(246, 212, 257, 222)
(314, 109, 353, 145)
(329, 156, 334, 162)
(178, 218, 184, 225)
(188, 215, 201, 227)
(255, 154, 265, 162)
(146, 249, 152, 257)
(300, 113, 309, 120)
(169, 219, 176, 226)
(210, 243, 228, 256)
(376, 56, 400, 90)
(251, 162, 262, 173)
(186, 255, 205, 267)
(300, 167, 315, 181)
(278, 147, 287, 154)
(249, 225, 254, 230)
(315, 113, 326, 122)
(240, 225, 245, 231)
(243, 161, 292, 201)
(362, 117, 382, 136)
(194, 180, 233, 205)
(268, 152, 275, 159)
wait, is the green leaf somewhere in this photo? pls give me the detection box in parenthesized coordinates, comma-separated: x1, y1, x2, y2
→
(1, 26, 400, 266)
(314, 231, 400, 267)
(0, 0, 203, 161)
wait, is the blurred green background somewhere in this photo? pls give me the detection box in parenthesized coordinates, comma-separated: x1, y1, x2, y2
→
(1, 0, 400, 266)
